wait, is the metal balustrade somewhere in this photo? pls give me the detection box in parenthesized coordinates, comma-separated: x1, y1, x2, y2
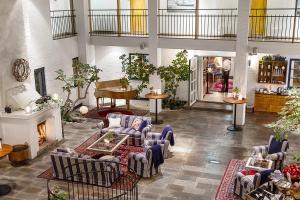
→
(249, 8, 300, 43)
(50, 10, 77, 40)
(158, 9, 238, 40)
(89, 9, 148, 37)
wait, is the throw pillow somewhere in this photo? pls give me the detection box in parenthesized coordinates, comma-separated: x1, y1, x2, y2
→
(108, 117, 121, 128)
(268, 137, 284, 154)
(131, 118, 143, 130)
(138, 120, 148, 132)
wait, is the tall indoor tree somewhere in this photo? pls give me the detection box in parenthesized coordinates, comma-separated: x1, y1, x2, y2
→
(55, 63, 102, 121)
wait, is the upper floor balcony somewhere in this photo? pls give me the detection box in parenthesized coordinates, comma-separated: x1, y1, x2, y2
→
(49, 0, 77, 40)
(249, 8, 300, 43)
(158, 8, 238, 40)
(89, 9, 148, 37)
(50, 10, 77, 40)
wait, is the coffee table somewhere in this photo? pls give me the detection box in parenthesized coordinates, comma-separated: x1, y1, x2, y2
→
(245, 157, 273, 172)
(0, 144, 13, 196)
(87, 132, 129, 155)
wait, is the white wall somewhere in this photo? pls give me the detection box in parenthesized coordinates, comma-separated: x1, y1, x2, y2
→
(49, 0, 71, 10)
(89, 46, 150, 107)
(160, 0, 238, 9)
(0, 0, 79, 109)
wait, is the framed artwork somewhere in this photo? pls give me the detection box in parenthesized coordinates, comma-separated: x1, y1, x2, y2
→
(128, 53, 149, 80)
(288, 59, 300, 88)
(167, 0, 196, 11)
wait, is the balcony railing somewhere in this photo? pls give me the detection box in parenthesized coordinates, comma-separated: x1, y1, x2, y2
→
(50, 10, 77, 40)
(158, 9, 238, 40)
(89, 9, 148, 37)
(249, 8, 300, 42)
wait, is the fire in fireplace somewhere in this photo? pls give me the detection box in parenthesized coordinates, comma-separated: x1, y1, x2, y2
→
(37, 121, 47, 146)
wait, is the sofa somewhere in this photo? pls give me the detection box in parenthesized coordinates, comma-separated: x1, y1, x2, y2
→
(101, 113, 152, 146)
(50, 149, 121, 187)
(252, 135, 289, 170)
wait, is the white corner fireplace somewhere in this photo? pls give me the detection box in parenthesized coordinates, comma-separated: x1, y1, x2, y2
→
(0, 106, 63, 159)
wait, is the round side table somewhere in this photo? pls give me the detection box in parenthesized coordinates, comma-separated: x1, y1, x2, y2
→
(145, 93, 169, 124)
(224, 97, 247, 131)
(0, 144, 13, 196)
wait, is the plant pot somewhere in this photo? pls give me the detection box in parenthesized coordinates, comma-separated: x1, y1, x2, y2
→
(9, 144, 29, 165)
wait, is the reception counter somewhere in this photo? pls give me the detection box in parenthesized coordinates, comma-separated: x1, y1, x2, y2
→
(254, 93, 288, 113)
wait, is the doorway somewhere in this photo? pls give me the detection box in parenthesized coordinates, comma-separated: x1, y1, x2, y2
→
(188, 56, 234, 106)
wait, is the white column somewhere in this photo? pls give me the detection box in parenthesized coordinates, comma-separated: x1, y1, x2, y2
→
(74, 0, 96, 105)
(148, 0, 162, 113)
(234, 0, 251, 125)
(74, 0, 95, 65)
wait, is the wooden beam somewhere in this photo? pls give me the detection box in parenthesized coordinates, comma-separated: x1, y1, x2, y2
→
(117, 0, 122, 36)
(195, 0, 199, 39)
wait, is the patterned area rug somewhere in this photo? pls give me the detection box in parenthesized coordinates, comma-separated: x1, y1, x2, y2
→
(215, 159, 246, 200)
(37, 133, 144, 180)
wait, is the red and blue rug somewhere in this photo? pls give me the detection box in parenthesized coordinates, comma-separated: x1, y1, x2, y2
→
(215, 159, 246, 200)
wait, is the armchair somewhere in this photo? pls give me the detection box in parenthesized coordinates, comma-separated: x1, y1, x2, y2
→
(252, 135, 289, 170)
(128, 145, 164, 178)
(144, 125, 174, 159)
(234, 172, 261, 200)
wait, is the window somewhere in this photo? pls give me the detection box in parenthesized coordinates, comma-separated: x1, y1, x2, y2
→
(288, 59, 300, 88)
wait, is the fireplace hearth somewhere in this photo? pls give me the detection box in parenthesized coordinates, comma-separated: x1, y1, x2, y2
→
(37, 121, 47, 146)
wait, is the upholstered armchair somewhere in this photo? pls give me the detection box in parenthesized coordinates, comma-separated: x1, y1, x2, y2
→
(128, 145, 164, 178)
(144, 125, 174, 159)
(252, 135, 289, 170)
(234, 170, 272, 200)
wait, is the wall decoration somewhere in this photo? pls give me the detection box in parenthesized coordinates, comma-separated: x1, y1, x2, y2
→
(12, 58, 31, 82)
(167, 0, 196, 11)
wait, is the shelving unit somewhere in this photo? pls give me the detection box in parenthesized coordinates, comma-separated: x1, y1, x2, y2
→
(258, 61, 287, 84)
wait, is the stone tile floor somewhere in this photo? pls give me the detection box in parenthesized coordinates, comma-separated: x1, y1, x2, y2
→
(0, 109, 299, 200)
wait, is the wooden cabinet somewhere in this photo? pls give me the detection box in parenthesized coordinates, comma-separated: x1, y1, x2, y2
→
(258, 61, 287, 84)
(254, 93, 287, 113)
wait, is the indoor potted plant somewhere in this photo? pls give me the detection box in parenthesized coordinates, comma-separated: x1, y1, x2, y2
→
(120, 76, 129, 90)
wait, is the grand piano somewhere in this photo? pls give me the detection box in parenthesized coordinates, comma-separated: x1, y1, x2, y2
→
(94, 79, 138, 110)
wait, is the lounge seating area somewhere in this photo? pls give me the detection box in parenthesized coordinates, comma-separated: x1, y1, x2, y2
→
(1, 0, 300, 200)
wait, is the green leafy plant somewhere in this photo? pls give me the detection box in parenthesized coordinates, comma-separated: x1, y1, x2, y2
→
(55, 63, 102, 121)
(120, 76, 129, 89)
(232, 87, 240, 94)
(266, 88, 300, 141)
(157, 50, 189, 109)
(294, 155, 300, 164)
(50, 187, 68, 200)
(119, 54, 156, 94)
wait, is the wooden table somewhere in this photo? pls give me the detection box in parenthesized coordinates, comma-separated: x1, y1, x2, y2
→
(0, 144, 13, 196)
(145, 93, 169, 124)
(224, 97, 247, 131)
